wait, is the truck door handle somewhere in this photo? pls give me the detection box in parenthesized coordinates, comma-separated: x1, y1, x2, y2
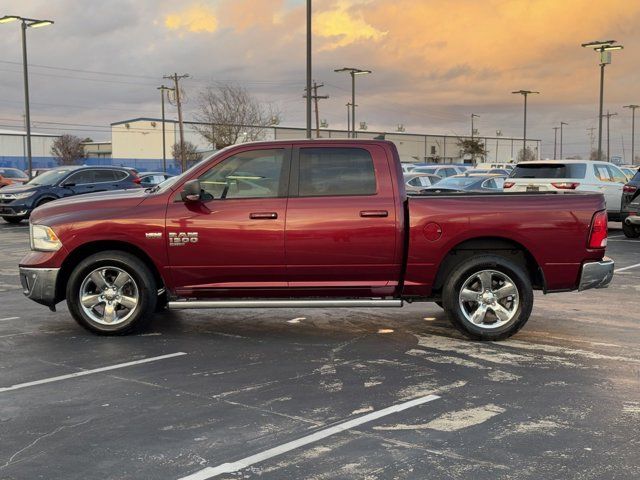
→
(250, 212, 278, 219)
(360, 210, 388, 218)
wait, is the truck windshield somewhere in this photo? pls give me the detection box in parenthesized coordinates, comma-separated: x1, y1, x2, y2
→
(27, 169, 72, 186)
(510, 163, 586, 179)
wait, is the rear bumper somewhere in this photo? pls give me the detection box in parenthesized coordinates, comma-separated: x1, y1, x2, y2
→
(19, 267, 59, 308)
(578, 257, 614, 291)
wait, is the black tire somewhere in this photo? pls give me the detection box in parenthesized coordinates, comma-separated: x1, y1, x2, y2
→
(2, 216, 23, 224)
(66, 250, 156, 335)
(622, 222, 640, 238)
(442, 254, 533, 341)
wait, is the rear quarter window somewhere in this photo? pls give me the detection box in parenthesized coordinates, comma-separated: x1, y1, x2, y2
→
(510, 163, 586, 179)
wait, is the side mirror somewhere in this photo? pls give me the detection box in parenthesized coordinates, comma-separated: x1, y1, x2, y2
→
(181, 179, 202, 202)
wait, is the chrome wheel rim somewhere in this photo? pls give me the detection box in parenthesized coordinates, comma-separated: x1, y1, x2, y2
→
(458, 269, 518, 329)
(79, 267, 139, 326)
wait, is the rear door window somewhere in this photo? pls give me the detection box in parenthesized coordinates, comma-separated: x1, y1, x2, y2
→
(298, 148, 377, 197)
(593, 164, 611, 182)
(510, 163, 587, 179)
(93, 170, 118, 182)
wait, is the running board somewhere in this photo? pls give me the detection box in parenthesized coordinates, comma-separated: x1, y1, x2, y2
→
(168, 299, 403, 309)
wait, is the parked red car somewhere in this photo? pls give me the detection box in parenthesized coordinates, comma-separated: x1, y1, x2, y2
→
(20, 140, 613, 340)
(0, 167, 28, 188)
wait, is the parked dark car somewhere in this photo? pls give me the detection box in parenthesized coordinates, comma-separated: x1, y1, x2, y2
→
(138, 172, 174, 187)
(422, 174, 507, 193)
(622, 169, 640, 237)
(0, 166, 141, 224)
(0, 167, 29, 188)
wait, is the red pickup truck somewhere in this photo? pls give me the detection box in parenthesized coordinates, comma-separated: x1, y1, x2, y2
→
(19, 140, 614, 340)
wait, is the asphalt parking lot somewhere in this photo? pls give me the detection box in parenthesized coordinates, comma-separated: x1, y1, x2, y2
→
(0, 222, 639, 480)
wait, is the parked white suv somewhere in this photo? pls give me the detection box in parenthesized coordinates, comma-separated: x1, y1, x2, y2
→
(504, 160, 627, 221)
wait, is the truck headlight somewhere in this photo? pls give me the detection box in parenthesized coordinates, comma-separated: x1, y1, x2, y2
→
(30, 224, 62, 252)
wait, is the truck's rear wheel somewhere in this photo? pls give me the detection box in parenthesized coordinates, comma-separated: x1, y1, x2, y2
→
(442, 255, 533, 341)
(66, 251, 156, 335)
(622, 222, 640, 238)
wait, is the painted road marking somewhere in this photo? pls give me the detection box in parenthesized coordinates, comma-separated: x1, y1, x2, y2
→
(0, 352, 187, 393)
(615, 262, 640, 273)
(178, 394, 440, 479)
(0, 317, 19, 322)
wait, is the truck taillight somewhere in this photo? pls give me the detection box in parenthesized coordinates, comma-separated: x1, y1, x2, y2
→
(503, 181, 515, 189)
(623, 184, 637, 193)
(551, 182, 580, 190)
(588, 210, 608, 249)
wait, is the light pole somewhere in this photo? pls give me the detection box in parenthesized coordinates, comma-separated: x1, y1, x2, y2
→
(512, 90, 539, 160)
(495, 130, 502, 162)
(604, 111, 617, 162)
(157, 85, 174, 173)
(581, 40, 623, 161)
(471, 114, 480, 140)
(334, 67, 372, 138)
(553, 126, 559, 159)
(560, 121, 568, 159)
(305, 0, 312, 139)
(623, 105, 639, 165)
(0, 15, 54, 179)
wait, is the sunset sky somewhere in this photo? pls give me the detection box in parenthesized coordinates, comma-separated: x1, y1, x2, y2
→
(1, 0, 640, 158)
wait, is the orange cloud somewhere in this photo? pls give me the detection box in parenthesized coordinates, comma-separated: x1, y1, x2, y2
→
(315, 0, 387, 50)
(165, 3, 218, 33)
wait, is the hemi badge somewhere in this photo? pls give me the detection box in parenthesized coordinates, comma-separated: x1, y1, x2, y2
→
(145, 232, 162, 239)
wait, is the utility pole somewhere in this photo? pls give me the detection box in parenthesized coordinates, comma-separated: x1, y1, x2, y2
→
(303, 81, 329, 138)
(604, 111, 617, 162)
(512, 90, 539, 160)
(560, 121, 568, 159)
(553, 126, 559, 159)
(163, 73, 189, 172)
(305, 0, 312, 139)
(157, 85, 174, 173)
(623, 104, 639, 165)
(471, 114, 479, 140)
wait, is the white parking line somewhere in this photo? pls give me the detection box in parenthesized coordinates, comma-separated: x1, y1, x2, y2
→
(178, 394, 440, 479)
(0, 352, 187, 393)
(615, 262, 640, 273)
(0, 317, 19, 322)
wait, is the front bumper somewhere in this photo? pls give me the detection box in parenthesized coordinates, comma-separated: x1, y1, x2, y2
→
(578, 257, 614, 291)
(19, 267, 59, 309)
(0, 203, 30, 217)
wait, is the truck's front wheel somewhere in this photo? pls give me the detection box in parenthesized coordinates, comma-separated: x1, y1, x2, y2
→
(66, 251, 156, 335)
(442, 255, 533, 341)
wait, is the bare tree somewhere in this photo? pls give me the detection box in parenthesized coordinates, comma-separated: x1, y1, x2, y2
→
(193, 83, 278, 149)
(51, 134, 86, 165)
(172, 141, 202, 170)
(517, 147, 537, 162)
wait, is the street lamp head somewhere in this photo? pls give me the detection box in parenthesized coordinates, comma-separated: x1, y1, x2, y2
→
(581, 40, 616, 49)
(353, 69, 372, 75)
(334, 67, 371, 75)
(0, 15, 20, 23)
(512, 90, 539, 95)
(624, 105, 640, 109)
(27, 19, 54, 28)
